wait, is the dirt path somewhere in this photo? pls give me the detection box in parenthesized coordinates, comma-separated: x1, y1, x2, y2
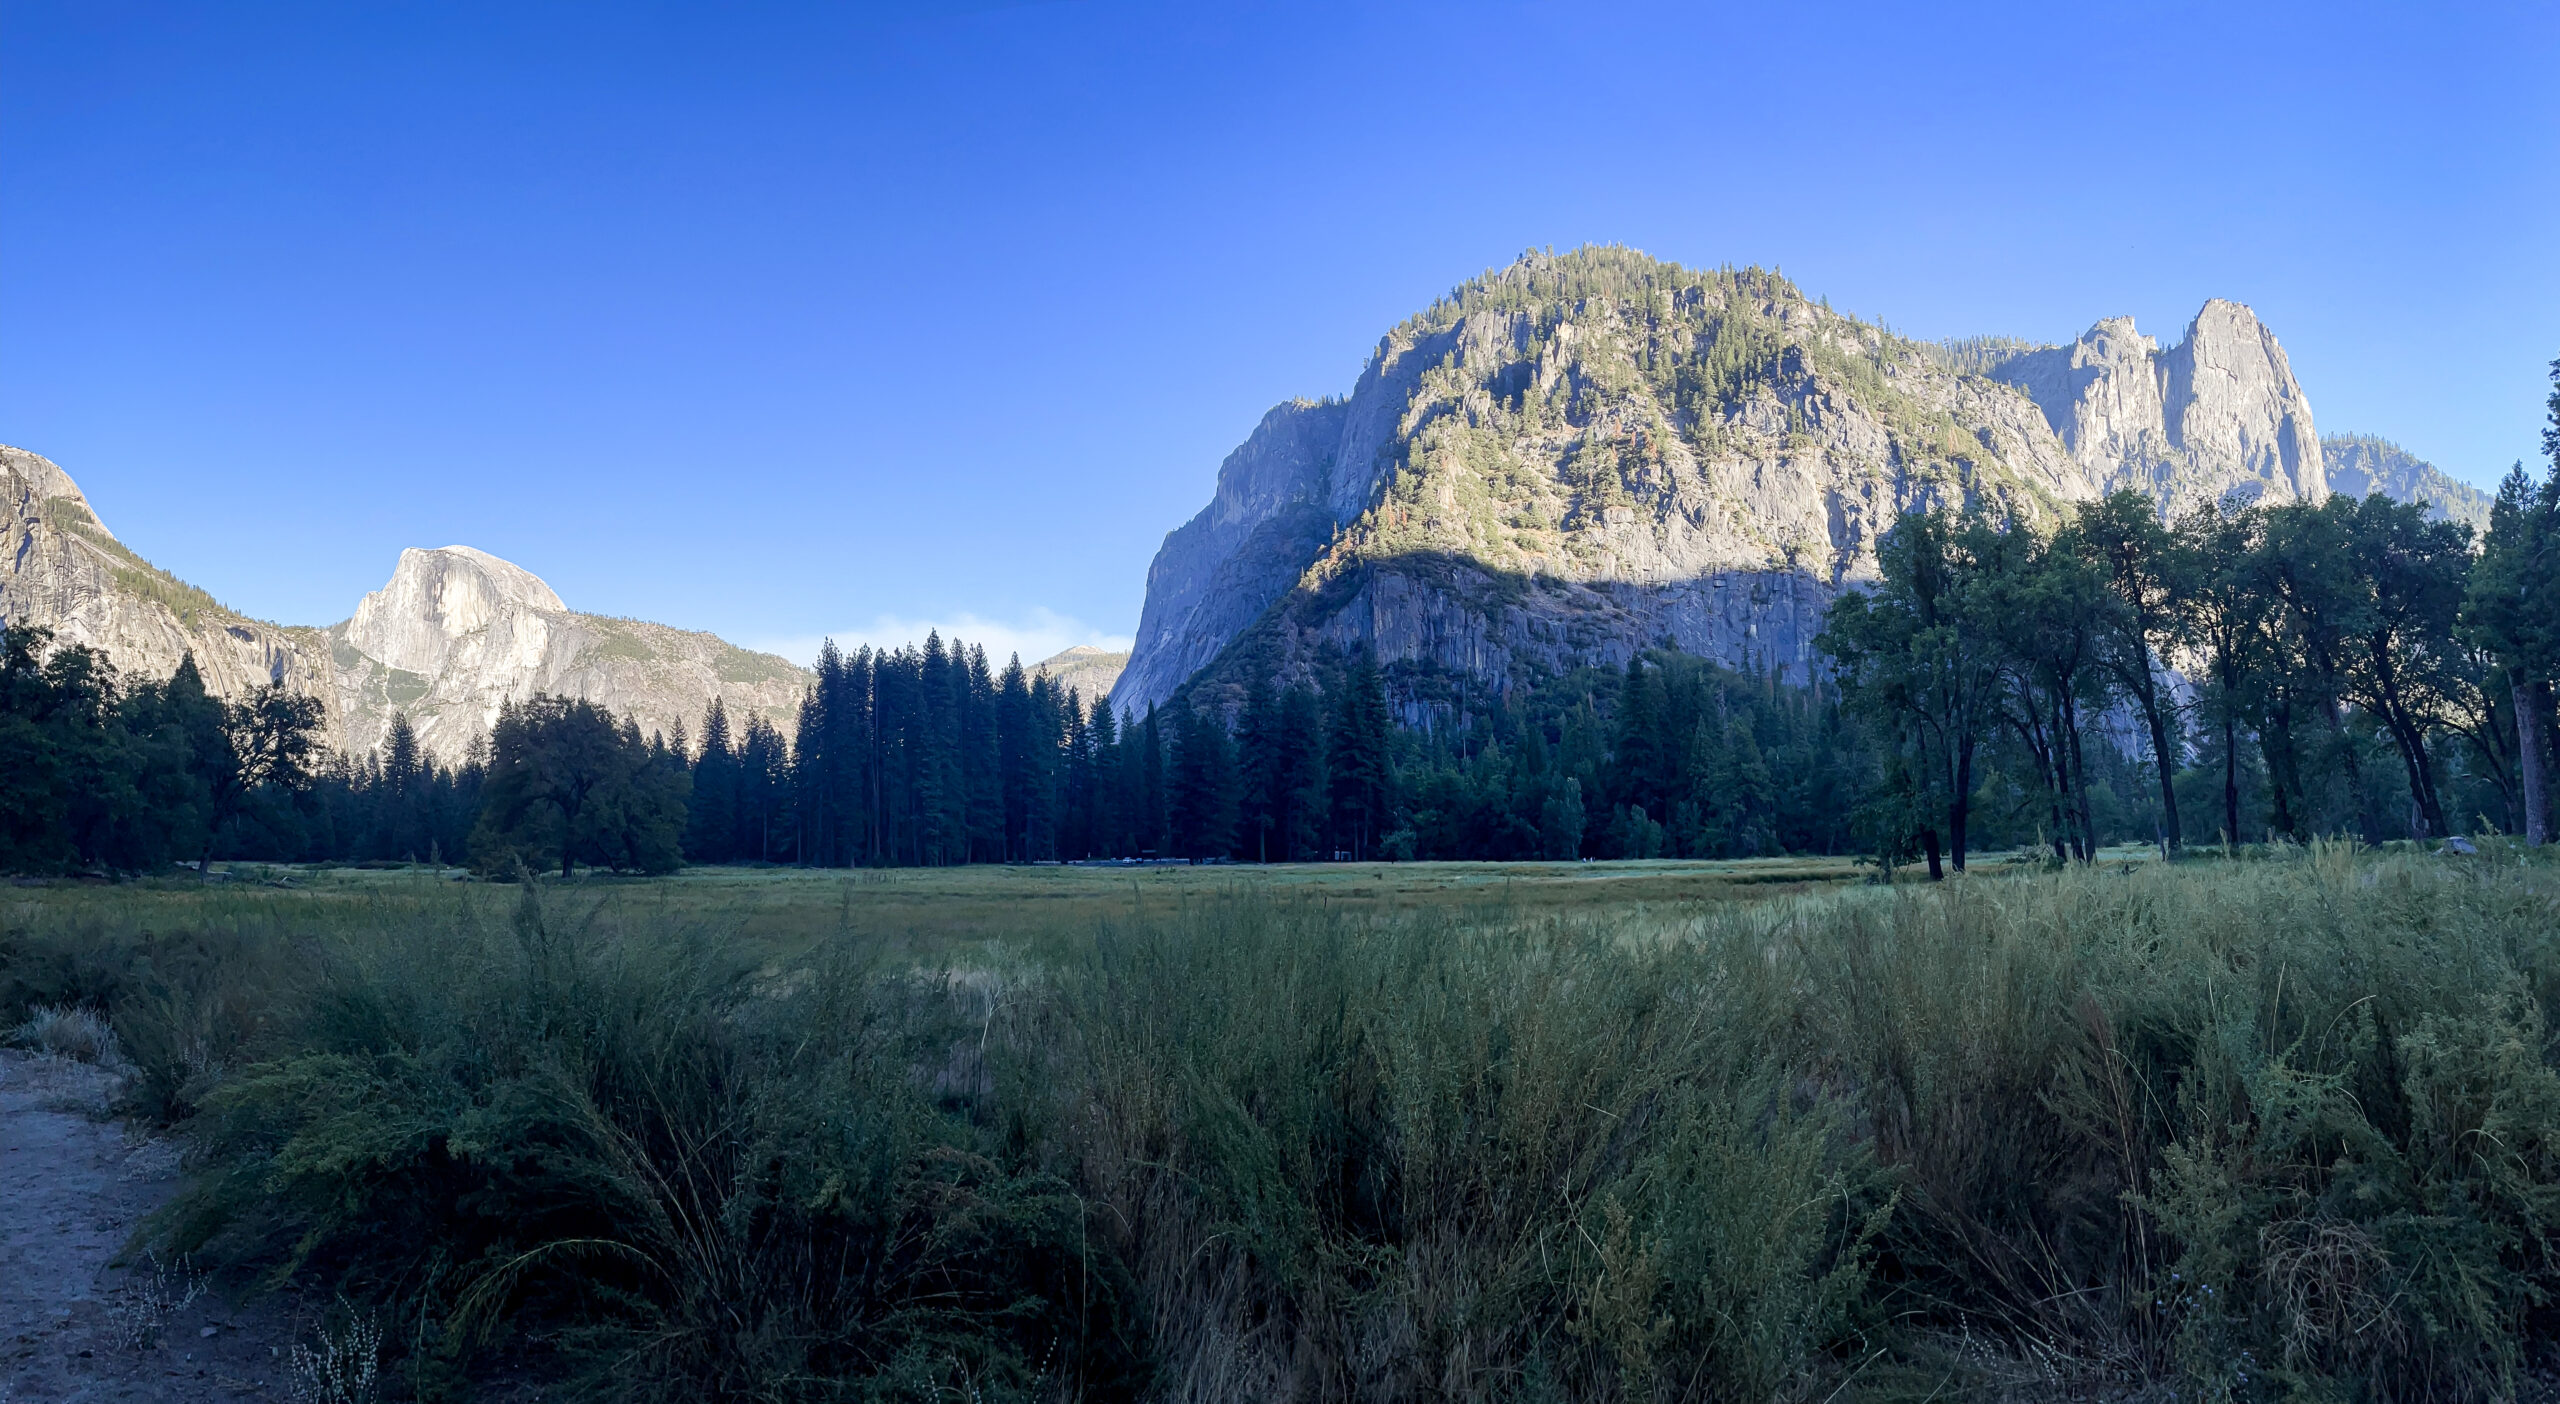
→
(1, 1050, 295, 1402)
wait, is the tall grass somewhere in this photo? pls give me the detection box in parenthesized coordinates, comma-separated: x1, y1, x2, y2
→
(2, 844, 2556, 1401)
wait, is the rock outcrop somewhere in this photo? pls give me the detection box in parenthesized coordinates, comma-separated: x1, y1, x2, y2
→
(0, 445, 340, 727)
(1116, 402, 1351, 714)
(0, 445, 808, 764)
(1981, 300, 2327, 516)
(323, 546, 807, 762)
(1029, 645, 1128, 709)
(2322, 433, 2491, 530)
(1117, 249, 2423, 722)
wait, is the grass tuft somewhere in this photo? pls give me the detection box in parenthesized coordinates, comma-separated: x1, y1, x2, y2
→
(10, 1002, 126, 1068)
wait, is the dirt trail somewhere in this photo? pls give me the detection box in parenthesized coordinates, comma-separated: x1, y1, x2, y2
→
(1, 1050, 294, 1401)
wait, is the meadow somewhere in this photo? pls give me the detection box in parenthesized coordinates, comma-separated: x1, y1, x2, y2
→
(0, 854, 1896, 965)
(5, 844, 2556, 1403)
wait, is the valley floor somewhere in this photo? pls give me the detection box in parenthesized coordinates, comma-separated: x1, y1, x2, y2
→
(75, 846, 2148, 965)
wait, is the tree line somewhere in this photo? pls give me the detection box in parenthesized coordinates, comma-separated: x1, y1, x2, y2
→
(691, 636, 1397, 866)
(1824, 438, 2560, 875)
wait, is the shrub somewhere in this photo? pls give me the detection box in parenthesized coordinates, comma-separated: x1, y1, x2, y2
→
(156, 883, 1140, 1401)
(9, 1001, 125, 1067)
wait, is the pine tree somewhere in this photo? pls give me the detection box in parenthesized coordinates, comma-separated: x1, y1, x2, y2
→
(918, 633, 963, 864)
(1168, 702, 1237, 860)
(739, 713, 789, 862)
(961, 644, 1003, 862)
(1138, 705, 1166, 857)
(382, 711, 424, 859)
(686, 698, 739, 862)
(997, 656, 1035, 861)
(1609, 656, 1668, 819)
(2464, 454, 2560, 845)
(1236, 679, 1282, 862)
(1276, 684, 1327, 860)
(1025, 674, 1063, 859)
(1326, 652, 1392, 860)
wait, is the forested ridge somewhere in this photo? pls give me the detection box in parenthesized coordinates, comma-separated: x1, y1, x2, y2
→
(3, 367, 2556, 877)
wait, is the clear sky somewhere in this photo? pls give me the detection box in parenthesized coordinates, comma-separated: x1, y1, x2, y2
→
(5, 1, 2553, 663)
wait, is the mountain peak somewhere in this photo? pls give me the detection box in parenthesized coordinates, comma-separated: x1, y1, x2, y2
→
(405, 546, 567, 613)
(343, 545, 566, 677)
(1, 444, 118, 543)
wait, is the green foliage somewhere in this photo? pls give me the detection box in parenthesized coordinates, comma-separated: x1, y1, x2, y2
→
(1324, 650, 1392, 859)
(471, 695, 687, 877)
(1047, 892, 1888, 1400)
(713, 644, 800, 687)
(2467, 458, 2560, 679)
(571, 622, 659, 667)
(58, 512, 237, 628)
(1825, 473, 2558, 872)
(1918, 334, 2052, 378)
(0, 627, 236, 873)
(1165, 700, 1236, 859)
(1820, 506, 2010, 872)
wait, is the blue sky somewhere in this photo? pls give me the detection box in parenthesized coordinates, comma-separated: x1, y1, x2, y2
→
(5, 1, 2553, 663)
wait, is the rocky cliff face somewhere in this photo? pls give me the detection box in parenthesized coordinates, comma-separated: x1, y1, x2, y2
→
(1982, 300, 2327, 516)
(0, 445, 343, 733)
(1121, 252, 2104, 717)
(323, 546, 807, 762)
(1117, 249, 2391, 722)
(2322, 433, 2490, 530)
(1117, 401, 1350, 712)
(0, 445, 808, 764)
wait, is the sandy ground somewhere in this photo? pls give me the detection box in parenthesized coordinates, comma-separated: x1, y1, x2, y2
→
(0, 1050, 297, 1402)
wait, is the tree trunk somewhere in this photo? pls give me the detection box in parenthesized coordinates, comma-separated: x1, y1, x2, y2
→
(2049, 771, 2071, 864)
(2265, 732, 2298, 841)
(1948, 738, 1973, 873)
(2518, 670, 2553, 846)
(2382, 705, 2447, 840)
(2325, 702, 2372, 842)
(2222, 711, 2241, 848)
(2055, 694, 2093, 862)
(1922, 827, 1944, 882)
(2022, 703, 2068, 862)
(2142, 687, 2182, 852)
(2070, 725, 2097, 861)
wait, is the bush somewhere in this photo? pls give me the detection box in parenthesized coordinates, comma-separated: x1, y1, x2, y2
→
(155, 883, 1139, 1401)
(9, 1001, 125, 1066)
